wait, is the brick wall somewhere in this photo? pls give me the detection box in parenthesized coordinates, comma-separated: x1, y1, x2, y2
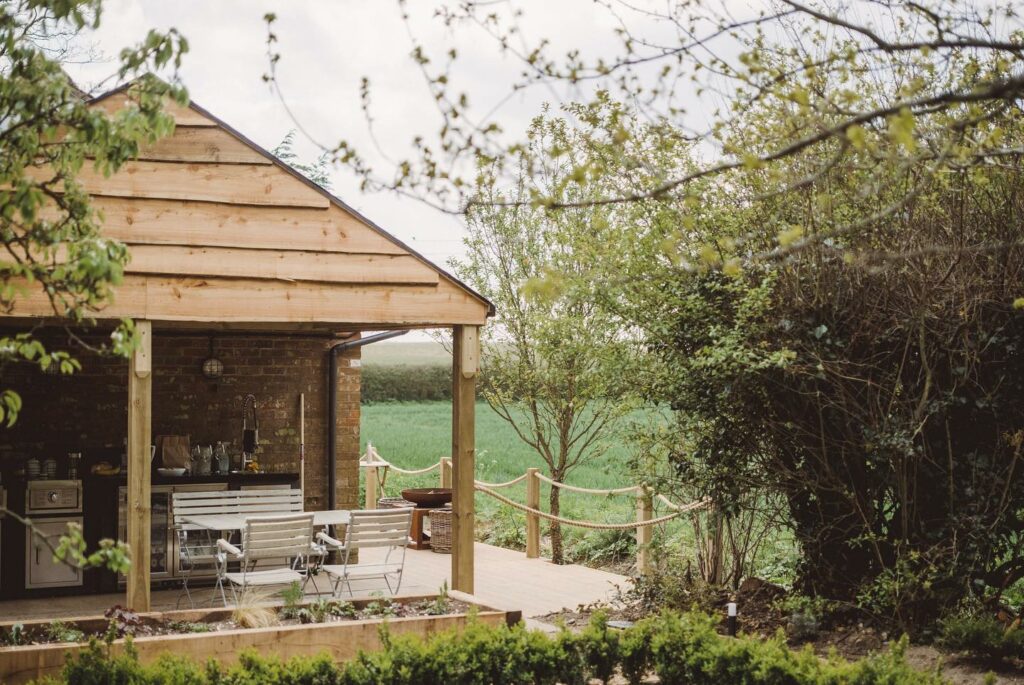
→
(0, 330, 361, 511)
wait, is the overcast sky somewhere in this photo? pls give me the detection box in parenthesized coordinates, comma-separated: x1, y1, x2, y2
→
(67, 1, 645, 269)
(64, 1, 735, 342)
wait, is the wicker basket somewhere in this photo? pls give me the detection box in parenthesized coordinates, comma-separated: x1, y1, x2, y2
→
(429, 508, 453, 554)
(377, 496, 414, 509)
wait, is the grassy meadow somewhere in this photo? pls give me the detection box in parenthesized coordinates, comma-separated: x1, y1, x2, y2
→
(360, 401, 644, 523)
(359, 343, 796, 576)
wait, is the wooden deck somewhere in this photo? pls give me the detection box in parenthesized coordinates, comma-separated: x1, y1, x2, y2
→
(0, 542, 628, 623)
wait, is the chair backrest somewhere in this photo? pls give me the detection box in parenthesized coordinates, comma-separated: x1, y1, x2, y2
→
(344, 509, 412, 551)
(172, 489, 303, 530)
(241, 513, 314, 562)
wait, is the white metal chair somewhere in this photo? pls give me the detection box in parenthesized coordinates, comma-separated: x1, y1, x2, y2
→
(216, 513, 321, 606)
(172, 489, 306, 607)
(316, 508, 412, 597)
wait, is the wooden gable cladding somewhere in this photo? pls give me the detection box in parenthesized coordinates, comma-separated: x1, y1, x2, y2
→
(91, 198, 407, 254)
(7, 275, 488, 326)
(135, 127, 273, 165)
(65, 161, 330, 208)
(0, 86, 495, 328)
(91, 92, 218, 127)
(126, 245, 439, 286)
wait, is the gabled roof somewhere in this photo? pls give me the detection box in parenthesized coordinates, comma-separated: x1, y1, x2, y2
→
(87, 80, 494, 320)
(3, 80, 494, 330)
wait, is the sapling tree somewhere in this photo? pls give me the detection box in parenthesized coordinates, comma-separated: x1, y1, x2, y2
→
(454, 113, 636, 564)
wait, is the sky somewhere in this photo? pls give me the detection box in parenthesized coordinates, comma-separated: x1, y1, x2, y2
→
(65, 1, 663, 341)
(67, 0, 639, 271)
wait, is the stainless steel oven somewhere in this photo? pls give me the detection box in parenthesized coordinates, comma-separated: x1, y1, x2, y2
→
(24, 480, 83, 589)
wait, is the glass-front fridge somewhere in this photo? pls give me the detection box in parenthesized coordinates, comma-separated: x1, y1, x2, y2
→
(118, 486, 172, 579)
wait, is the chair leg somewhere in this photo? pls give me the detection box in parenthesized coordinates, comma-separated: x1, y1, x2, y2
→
(213, 575, 227, 607)
(304, 571, 321, 595)
(177, 575, 194, 610)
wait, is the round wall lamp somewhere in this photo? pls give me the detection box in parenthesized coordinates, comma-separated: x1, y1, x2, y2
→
(201, 337, 224, 379)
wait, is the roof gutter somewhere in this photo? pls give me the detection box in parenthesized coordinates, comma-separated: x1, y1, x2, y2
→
(326, 330, 409, 510)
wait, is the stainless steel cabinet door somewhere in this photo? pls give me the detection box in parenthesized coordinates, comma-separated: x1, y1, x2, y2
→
(25, 518, 83, 589)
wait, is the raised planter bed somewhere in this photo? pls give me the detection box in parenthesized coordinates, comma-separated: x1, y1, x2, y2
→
(0, 591, 520, 685)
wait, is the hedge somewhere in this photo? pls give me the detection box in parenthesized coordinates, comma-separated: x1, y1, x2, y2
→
(46, 611, 946, 685)
(361, 364, 452, 403)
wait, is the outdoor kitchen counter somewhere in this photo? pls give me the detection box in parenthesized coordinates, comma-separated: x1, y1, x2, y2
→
(0, 473, 303, 600)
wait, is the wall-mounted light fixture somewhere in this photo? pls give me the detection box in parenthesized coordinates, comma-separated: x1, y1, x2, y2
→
(201, 337, 224, 379)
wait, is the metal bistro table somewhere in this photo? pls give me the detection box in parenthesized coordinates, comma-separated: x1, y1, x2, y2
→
(182, 510, 351, 533)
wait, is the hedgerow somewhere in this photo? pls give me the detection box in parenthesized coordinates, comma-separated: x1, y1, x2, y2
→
(46, 611, 947, 684)
(361, 364, 452, 403)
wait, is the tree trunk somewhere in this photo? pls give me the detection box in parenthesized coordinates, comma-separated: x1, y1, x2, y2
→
(549, 485, 564, 564)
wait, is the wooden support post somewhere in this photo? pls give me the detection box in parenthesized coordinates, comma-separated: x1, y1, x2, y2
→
(127, 320, 152, 611)
(440, 457, 452, 489)
(365, 466, 379, 510)
(451, 325, 478, 594)
(525, 468, 540, 559)
(636, 487, 653, 574)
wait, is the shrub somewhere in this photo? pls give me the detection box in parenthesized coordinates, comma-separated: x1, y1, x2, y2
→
(361, 364, 451, 403)
(44, 620, 85, 644)
(480, 505, 526, 551)
(938, 612, 1024, 661)
(567, 527, 636, 566)
(50, 611, 947, 685)
(773, 594, 837, 641)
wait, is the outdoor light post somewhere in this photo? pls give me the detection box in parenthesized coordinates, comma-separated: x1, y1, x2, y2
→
(727, 602, 737, 637)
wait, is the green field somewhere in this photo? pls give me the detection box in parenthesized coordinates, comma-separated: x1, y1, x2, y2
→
(358, 343, 795, 574)
(361, 400, 684, 567)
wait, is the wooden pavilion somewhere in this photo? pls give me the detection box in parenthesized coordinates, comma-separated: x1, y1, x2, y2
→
(5, 84, 492, 610)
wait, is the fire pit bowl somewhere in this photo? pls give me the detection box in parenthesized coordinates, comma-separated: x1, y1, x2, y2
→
(401, 488, 452, 508)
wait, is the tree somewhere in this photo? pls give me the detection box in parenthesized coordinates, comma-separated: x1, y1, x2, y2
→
(578, 76, 1024, 628)
(257, 1, 1024, 619)
(0, 0, 188, 572)
(453, 113, 636, 564)
(272, 129, 333, 190)
(266, 1, 1024, 238)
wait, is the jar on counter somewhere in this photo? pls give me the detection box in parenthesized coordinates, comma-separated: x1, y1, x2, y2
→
(213, 442, 230, 474)
(196, 445, 212, 476)
(67, 452, 82, 480)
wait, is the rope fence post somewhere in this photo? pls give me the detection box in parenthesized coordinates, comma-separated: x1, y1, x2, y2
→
(526, 467, 540, 558)
(365, 465, 379, 510)
(637, 486, 653, 574)
(441, 457, 452, 489)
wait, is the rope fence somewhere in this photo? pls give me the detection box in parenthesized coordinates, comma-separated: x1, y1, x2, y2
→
(534, 472, 642, 495)
(385, 462, 441, 475)
(474, 473, 529, 489)
(475, 484, 692, 530)
(359, 443, 714, 573)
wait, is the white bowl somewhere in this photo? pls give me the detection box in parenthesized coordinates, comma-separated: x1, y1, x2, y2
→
(157, 467, 187, 477)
